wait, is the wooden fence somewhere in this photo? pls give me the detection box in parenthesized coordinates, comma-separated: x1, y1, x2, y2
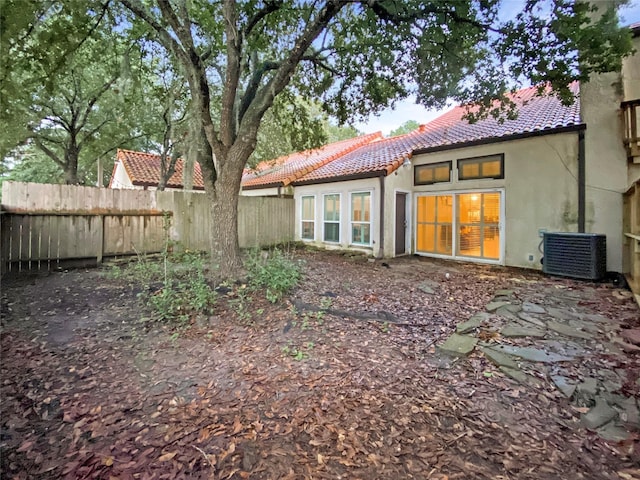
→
(1, 182, 294, 273)
(623, 180, 640, 305)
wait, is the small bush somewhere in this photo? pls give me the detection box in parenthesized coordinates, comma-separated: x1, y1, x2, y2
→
(106, 247, 216, 324)
(245, 248, 302, 303)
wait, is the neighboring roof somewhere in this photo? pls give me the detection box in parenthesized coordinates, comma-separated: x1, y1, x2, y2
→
(292, 131, 423, 185)
(629, 21, 640, 36)
(294, 83, 582, 185)
(111, 149, 205, 190)
(241, 132, 383, 190)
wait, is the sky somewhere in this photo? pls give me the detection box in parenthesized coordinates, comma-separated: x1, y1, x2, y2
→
(354, 0, 640, 137)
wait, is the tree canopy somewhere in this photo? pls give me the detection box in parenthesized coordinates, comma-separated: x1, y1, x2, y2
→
(390, 120, 421, 137)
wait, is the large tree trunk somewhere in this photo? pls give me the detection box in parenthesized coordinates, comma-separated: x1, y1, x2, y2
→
(63, 153, 79, 185)
(204, 156, 244, 280)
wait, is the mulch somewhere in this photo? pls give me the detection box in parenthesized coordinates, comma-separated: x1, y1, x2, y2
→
(1, 249, 639, 479)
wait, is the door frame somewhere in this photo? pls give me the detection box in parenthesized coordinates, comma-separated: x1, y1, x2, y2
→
(394, 189, 411, 256)
(413, 188, 505, 265)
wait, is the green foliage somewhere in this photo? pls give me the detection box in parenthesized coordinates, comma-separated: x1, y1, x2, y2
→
(390, 120, 420, 137)
(106, 246, 216, 324)
(245, 248, 302, 303)
(228, 284, 253, 323)
(281, 341, 314, 361)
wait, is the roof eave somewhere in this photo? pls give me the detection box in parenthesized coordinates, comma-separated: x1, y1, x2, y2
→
(412, 124, 586, 156)
(291, 169, 386, 187)
(241, 181, 283, 191)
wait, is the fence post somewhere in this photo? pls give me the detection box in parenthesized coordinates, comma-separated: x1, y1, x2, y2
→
(97, 214, 105, 264)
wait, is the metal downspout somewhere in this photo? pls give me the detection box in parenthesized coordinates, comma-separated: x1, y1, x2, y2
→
(378, 174, 385, 258)
(578, 130, 586, 233)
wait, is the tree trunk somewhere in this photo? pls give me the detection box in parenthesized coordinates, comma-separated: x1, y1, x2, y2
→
(207, 162, 243, 279)
(63, 159, 79, 184)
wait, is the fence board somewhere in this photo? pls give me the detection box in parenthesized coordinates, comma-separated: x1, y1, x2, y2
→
(1, 182, 294, 272)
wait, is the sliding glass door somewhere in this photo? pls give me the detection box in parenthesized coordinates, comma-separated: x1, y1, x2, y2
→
(415, 191, 503, 263)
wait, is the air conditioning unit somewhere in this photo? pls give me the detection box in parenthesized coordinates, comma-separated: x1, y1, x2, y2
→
(542, 232, 606, 281)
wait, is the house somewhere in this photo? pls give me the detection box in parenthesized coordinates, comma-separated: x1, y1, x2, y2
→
(109, 149, 205, 190)
(291, 22, 640, 295)
(109, 24, 639, 292)
(291, 83, 586, 265)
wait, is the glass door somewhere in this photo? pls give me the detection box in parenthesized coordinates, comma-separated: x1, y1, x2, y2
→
(456, 192, 501, 260)
(416, 195, 453, 255)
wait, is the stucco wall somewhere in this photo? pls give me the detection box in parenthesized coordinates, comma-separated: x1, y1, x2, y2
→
(581, 72, 630, 272)
(110, 162, 135, 189)
(293, 178, 382, 256)
(404, 132, 580, 269)
(240, 187, 281, 197)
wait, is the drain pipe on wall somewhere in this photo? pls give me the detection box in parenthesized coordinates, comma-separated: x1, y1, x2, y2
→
(377, 173, 385, 258)
(578, 129, 586, 233)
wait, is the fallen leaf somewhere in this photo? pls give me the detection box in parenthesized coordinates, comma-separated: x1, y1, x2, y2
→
(158, 451, 177, 462)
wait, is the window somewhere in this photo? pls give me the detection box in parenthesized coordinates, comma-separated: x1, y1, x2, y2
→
(323, 194, 340, 242)
(457, 154, 504, 180)
(351, 192, 371, 245)
(301, 196, 315, 240)
(414, 161, 451, 185)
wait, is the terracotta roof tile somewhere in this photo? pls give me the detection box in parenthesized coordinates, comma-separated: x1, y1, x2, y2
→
(292, 132, 423, 184)
(294, 83, 581, 184)
(113, 149, 205, 190)
(415, 82, 581, 150)
(240, 132, 383, 189)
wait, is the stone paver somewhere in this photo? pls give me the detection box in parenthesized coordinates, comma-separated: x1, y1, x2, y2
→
(576, 378, 598, 398)
(499, 366, 542, 387)
(581, 397, 617, 430)
(486, 301, 510, 313)
(517, 312, 546, 327)
(501, 324, 546, 338)
(551, 375, 576, 398)
(522, 302, 546, 314)
(492, 345, 574, 363)
(596, 422, 631, 442)
(438, 334, 478, 357)
(456, 312, 489, 334)
(546, 320, 594, 340)
(481, 347, 519, 369)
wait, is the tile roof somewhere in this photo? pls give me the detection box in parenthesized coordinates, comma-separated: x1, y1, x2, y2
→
(294, 83, 582, 184)
(414, 82, 581, 152)
(292, 131, 424, 185)
(241, 132, 383, 189)
(112, 149, 205, 190)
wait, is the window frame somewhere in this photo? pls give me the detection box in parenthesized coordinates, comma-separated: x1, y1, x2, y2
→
(300, 195, 315, 241)
(457, 154, 504, 181)
(322, 193, 341, 243)
(414, 161, 452, 186)
(350, 191, 372, 246)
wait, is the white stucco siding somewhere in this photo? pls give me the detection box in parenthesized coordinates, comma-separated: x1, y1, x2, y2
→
(240, 187, 281, 197)
(405, 132, 580, 270)
(581, 72, 631, 272)
(110, 161, 137, 189)
(293, 178, 381, 256)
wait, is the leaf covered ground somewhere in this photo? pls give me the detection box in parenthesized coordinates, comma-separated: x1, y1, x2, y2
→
(1, 249, 639, 479)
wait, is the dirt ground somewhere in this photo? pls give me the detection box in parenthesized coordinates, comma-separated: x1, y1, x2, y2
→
(1, 249, 639, 479)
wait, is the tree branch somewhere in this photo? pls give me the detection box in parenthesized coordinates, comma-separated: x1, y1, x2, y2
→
(243, 0, 283, 39)
(238, 61, 280, 125)
(33, 137, 65, 168)
(220, 0, 241, 147)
